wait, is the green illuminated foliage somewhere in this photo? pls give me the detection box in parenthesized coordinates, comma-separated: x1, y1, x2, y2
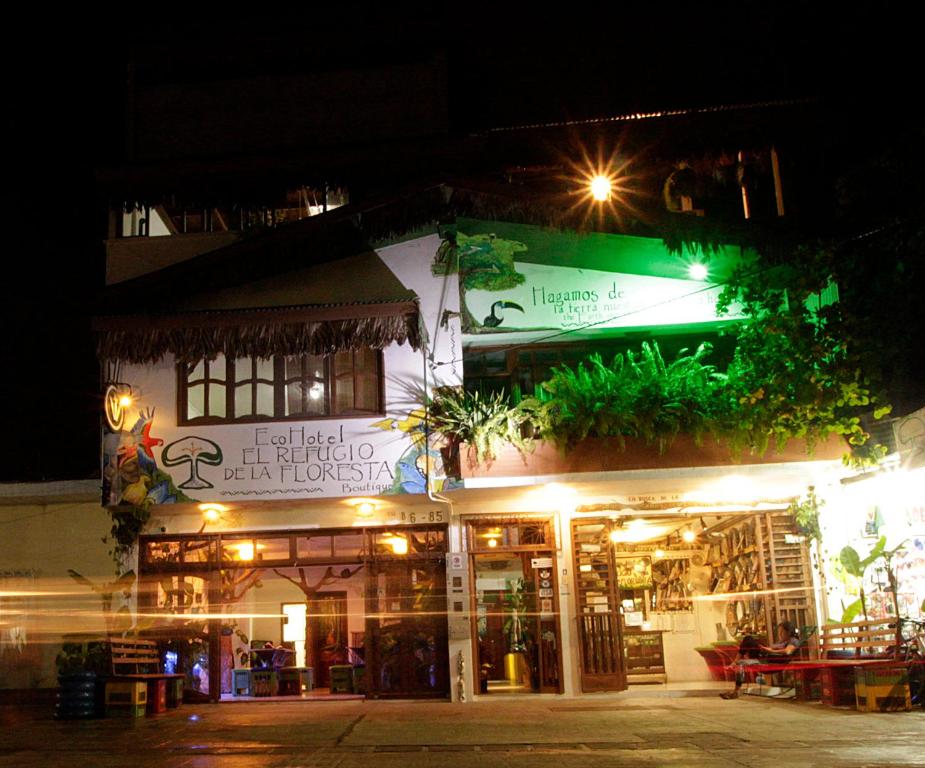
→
(532, 341, 726, 451)
(429, 386, 536, 463)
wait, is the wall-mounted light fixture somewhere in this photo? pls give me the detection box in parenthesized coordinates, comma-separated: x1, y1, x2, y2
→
(104, 383, 135, 431)
(199, 502, 227, 525)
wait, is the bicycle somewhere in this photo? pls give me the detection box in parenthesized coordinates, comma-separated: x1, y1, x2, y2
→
(898, 616, 925, 709)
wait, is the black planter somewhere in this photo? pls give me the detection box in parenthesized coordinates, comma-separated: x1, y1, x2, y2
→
(55, 671, 100, 720)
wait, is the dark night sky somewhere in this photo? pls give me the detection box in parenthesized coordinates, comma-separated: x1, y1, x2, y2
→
(1, 8, 916, 481)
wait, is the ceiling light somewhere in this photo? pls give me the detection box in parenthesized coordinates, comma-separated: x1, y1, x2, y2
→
(355, 502, 376, 519)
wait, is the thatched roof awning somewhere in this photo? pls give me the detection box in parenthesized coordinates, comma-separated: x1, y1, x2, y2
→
(95, 300, 421, 364)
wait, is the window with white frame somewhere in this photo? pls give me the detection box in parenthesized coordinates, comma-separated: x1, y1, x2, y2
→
(179, 349, 382, 424)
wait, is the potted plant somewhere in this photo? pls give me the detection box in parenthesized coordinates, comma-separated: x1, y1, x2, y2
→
(502, 577, 531, 686)
(54, 639, 108, 719)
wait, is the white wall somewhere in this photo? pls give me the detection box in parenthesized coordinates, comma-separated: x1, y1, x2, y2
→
(103, 234, 463, 507)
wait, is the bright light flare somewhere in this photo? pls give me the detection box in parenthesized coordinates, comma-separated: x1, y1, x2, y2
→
(590, 175, 612, 201)
(682, 529, 696, 543)
(688, 263, 708, 281)
(562, 140, 643, 231)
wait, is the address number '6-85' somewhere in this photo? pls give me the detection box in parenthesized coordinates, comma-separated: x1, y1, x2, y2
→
(400, 510, 445, 523)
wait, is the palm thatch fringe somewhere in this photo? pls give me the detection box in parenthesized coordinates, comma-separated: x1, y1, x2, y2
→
(98, 314, 421, 364)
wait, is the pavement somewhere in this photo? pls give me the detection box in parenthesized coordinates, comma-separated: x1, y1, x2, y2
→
(2, 692, 924, 767)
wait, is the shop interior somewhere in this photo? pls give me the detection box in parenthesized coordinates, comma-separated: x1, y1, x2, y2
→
(139, 526, 450, 701)
(571, 507, 815, 689)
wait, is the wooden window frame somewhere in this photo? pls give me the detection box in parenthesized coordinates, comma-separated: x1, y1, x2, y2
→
(178, 350, 385, 425)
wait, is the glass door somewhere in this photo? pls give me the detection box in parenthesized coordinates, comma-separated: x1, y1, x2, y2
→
(364, 527, 449, 698)
(469, 519, 562, 695)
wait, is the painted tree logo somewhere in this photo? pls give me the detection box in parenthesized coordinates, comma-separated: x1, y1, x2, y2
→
(162, 436, 223, 489)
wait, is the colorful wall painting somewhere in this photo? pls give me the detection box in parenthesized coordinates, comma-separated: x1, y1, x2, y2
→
(102, 408, 193, 508)
(449, 221, 746, 345)
(100, 235, 464, 506)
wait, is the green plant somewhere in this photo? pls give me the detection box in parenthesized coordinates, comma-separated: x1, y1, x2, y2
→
(503, 577, 528, 652)
(106, 506, 151, 572)
(837, 536, 907, 621)
(715, 246, 891, 463)
(429, 386, 535, 462)
(790, 487, 823, 543)
(534, 341, 725, 451)
(55, 640, 108, 676)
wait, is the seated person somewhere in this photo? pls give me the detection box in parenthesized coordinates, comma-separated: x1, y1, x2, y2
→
(720, 621, 800, 699)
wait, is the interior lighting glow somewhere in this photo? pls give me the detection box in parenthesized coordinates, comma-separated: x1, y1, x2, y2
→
(682, 528, 696, 543)
(654, 548, 665, 559)
(235, 542, 255, 561)
(688, 263, 708, 281)
(609, 529, 622, 544)
(387, 535, 408, 555)
(590, 175, 612, 201)
(487, 538, 498, 548)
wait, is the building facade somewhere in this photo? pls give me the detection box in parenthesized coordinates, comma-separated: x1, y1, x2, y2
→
(80, 201, 858, 703)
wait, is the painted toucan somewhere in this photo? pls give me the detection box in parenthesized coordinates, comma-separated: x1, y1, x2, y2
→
(483, 300, 525, 328)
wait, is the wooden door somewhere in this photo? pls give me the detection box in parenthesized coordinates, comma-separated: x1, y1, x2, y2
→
(571, 519, 627, 692)
(308, 592, 348, 688)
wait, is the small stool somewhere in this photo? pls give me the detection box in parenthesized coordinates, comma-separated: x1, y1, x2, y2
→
(251, 670, 277, 697)
(278, 667, 301, 696)
(299, 667, 314, 692)
(146, 679, 168, 714)
(329, 665, 353, 694)
(232, 669, 251, 697)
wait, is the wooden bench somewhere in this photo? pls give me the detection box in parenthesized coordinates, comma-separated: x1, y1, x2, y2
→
(780, 620, 906, 706)
(820, 618, 901, 659)
(105, 638, 185, 715)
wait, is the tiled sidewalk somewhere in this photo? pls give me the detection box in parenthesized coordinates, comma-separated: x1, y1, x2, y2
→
(2, 694, 923, 767)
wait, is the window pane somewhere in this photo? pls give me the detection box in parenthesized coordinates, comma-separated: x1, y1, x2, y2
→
(334, 533, 365, 559)
(211, 354, 226, 377)
(235, 357, 252, 382)
(187, 384, 205, 419)
(284, 355, 302, 379)
(183, 540, 214, 564)
(145, 540, 181, 564)
(334, 351, 353, 375)
(336, 377, 354, 412)
(256, 357, 273, 380)
(209, 384, 226, 417)
(255, 383, 274, 416)
(287, 380, 325, 416)
(357, 348, 378, 371)
(356, 375, 379, 411)
(254, 538, 291, 561)
(235, 383, 253, 417)
(296, 535, 334, 559)
(188, 360, 205, 381)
